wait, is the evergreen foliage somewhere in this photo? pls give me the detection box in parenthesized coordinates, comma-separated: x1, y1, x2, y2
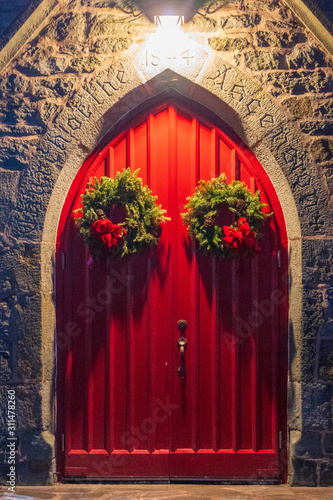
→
(181, 173, 271, 258)
(75, 168, 170, 258)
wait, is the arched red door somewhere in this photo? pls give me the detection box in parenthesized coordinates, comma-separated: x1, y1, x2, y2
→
(56, 103, 288, 481)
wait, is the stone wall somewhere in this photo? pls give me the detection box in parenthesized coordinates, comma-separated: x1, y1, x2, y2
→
(0, 0, 332, 486)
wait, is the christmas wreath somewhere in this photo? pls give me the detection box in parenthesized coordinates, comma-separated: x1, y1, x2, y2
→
(181, 173, 270, 258)
(75, 168, 170, 260)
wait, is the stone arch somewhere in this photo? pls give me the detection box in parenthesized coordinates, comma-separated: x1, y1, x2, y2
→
(37, 54, 331, 480)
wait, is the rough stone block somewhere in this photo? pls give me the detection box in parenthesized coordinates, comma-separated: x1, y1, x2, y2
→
(300, 121, 333, 136)
(301, 337, 317, 383)
(0, 244, 41, 295)
(209, 36, 249, 52)
(16, 58, 68, 77)
(20, 432, 53, 461)
(293, 431, 323, 459)
(81, 0, 118, 6)
(68, 56, 100, 73)
(266, 19, 303, 30)
(302, 240, 333, 284)
(0, 207, 10, 232)
(0, 288, 43, 383)
(319, 461, 333, 486)
(281, 97, 313, 118)
(323, 432, 333, 454)
(319, 318, 333, 340)
(287, 45, 327, 69)
(0, 97, 41, 126)
(0, 138, 31, 170)
(0, 351, 12, 382)
(291, 458, 317, 486)
(43, 13, 87, 41)
(59, 42, 90, 56)
(0, 301, 11, 335)
(0, 171, 20, 203)
(11, 208, 42, 240)
(318, 339, 333, 381)
(314, 100, 333, 117)
(12, 161, 60, 240)
(0, 299, 12, 381)
(14, 295, 42, 381)
(32, 77, 75, 98)
(40, 102, 59, 124)
(15, 384, 43, 431)
(325, 169, 333, 200)
(302, 383, 332, 431)
(0, 73, 29, 94)
(22, 44, 49, 59)
(0, 384, 42, 434)
(220, 14, 261, 29)
(245, 0, 281, 12)
(256, 30, 297, 47)
(0, 124, 44, 136)
(310, 139, 333, 162)
(266, 70, 333, 95)
(91, 14, 141, 36)
(16, 459, 52, 485)
(94, 38, 132, 53)
(244, 50, 281, 70)
(302, 286, 324, 339)
(184, 17, 217, 32)
(0, 271, 15, 298)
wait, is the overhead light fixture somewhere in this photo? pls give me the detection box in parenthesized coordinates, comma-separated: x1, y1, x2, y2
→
(154, 15, 184, 30)
(145, 14, 188, 62)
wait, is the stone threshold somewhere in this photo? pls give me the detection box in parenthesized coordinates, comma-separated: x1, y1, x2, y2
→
(2, 484, 333, 500)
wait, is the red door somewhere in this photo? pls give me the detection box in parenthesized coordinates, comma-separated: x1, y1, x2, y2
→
(56, 104, 288, 481)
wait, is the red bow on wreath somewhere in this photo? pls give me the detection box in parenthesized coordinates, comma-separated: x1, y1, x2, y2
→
(222, 217, 256, 250)
(90, 217, 126, 250)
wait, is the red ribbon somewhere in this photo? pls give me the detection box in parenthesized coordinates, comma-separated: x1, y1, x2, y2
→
(90, 218, 126, 250)
(222, 217, 255, 250)
(237, 217, 255, 248)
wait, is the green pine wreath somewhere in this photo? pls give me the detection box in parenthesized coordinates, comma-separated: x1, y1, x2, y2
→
(181, 173, 271, 258)
(75, 168, 170, 259)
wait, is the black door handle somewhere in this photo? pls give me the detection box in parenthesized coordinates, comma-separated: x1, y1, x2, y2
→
(177, 320, 187, 378)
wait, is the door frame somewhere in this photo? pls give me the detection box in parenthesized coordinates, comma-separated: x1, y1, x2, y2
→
(55, 98, 289, 483)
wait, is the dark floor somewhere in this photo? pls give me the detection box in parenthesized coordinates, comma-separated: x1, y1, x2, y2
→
(2, 484, 333, 500)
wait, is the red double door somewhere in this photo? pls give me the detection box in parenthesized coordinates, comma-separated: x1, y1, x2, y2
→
(57, 104, 288, 481)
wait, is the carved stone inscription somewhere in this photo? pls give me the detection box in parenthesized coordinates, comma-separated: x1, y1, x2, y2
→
(206, 64, 276, 131)
(203, 62, 331, 234)
(22, 65, 131, 238)
(38, 65, 129, 172)
(266, 125, 329, 233)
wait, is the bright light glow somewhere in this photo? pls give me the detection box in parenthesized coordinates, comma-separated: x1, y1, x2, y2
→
(154, 15, 183, 30)
(146, 15, 188, 61)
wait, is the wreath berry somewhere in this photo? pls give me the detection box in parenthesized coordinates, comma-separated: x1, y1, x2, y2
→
(181, 173, 271, 258)
(75, 168, 170, 260)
